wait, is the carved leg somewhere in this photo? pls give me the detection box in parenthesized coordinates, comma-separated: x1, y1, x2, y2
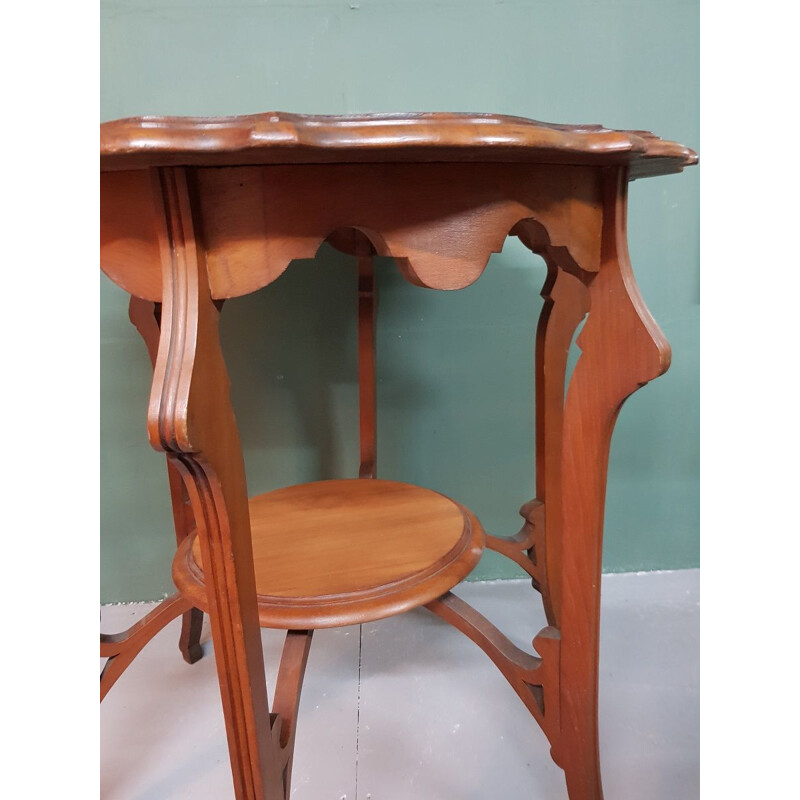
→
(496, 221, 590, 626)
(357, 245, 378, 479)
(178, 607, 204, 664)
(129, 295, 205, 664)
(554, 168, 671, 799)
(149, 167, 283, 799)
(271, 630, 313, 799)
(101, 592, 192, 700)
(532, 259, 590, 626)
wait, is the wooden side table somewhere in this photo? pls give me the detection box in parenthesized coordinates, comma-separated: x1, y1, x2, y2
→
(99, 112, 696, 800)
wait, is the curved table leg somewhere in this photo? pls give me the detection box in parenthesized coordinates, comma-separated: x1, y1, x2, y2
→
(270, 630, 314, 799)
(148, 166, 283, 799)
(474, 167, 671, 799)
(129, 294, 205, 665)
(554, 168, 671, 799)
(178, 606, 205, 665)
(508, 218, 591, 627)
(357, 246, 378, 480)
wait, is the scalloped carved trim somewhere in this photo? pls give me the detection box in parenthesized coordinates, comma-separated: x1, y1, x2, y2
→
(102, 162, 605, 301)
(196, 162, 604, 297)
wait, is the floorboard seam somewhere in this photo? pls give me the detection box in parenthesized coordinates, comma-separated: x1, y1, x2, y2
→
(354, 623, 363, 800)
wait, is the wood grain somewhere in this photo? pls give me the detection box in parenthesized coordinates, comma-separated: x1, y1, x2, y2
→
(101, 162, 605, 301)
(357, 247, 377, 479)
(173, 479, 485, 629)
(271, 630, 313, 799)
(100, 112, 695, 800)
(128, 295, 204, 664)
(100, 111, 697, 179)
(147, 166, 282, 799)
(100, 592, 192, 700)
(426, 592, 561, 746)
(531, 259, 590, 626)
(553, 167, 672, 799)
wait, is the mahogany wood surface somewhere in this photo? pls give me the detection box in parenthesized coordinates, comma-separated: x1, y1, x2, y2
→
(357, 250, 378, 480)
(147, 166, 279, 799)
(553, 168, 672, 798)
(102, 162, 608, 301)
(173, 479, 485, 629)
(100, 111, 696, 800)
(426, 592, 561, 745)
(483, 500, 543, 587)
(100, 592, 192, 701)
(128, 295, 205, 664)
(100, 111, 696, 179)
(271, 630, 313, 798)
(532, 261, 591, 625)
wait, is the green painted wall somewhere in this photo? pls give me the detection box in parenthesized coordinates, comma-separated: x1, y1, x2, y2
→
(101, 0, 699, 602)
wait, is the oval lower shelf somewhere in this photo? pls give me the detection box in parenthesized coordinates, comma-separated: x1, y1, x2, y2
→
(172, 478, 485, 629)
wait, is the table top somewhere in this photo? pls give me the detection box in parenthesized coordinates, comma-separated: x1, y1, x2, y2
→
(100, 111, 696, 179)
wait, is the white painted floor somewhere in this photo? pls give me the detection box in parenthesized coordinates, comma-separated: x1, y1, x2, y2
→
(101, 570, 699, 799)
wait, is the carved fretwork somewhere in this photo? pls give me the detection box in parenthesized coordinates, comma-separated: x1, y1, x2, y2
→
(426, 593, 561, 748)
(484, 499, 543, 587)
(100, 592, 192, 700)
